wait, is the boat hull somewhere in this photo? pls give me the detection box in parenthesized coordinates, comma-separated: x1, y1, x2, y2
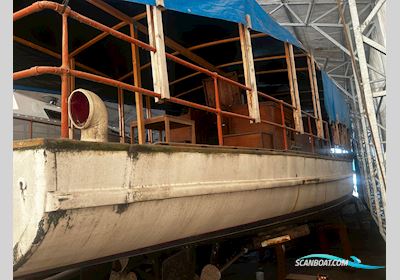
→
(13, 139, 353, 277)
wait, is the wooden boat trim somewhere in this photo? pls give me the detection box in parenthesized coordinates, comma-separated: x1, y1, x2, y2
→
(13, 138, 353, 162)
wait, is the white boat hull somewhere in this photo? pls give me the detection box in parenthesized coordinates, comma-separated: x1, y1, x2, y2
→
(13, 139, 353, 277)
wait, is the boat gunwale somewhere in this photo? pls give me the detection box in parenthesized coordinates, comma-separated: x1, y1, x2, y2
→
(13, 138, 353, 162)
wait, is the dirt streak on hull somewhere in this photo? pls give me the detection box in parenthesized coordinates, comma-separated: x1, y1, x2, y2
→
(13, 139, 353, 277)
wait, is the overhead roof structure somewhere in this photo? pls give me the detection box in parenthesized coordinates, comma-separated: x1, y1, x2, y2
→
(257, 0, 387, 238)
(257, 0, 385, 90)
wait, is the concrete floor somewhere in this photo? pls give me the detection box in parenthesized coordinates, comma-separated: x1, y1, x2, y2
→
(222, 200, 386, 280)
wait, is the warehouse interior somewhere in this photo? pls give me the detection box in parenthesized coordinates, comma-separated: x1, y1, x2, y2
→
(12, 0, 386, 279)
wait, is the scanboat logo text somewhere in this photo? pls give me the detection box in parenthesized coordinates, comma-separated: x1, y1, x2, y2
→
(295, 254, 385, 270)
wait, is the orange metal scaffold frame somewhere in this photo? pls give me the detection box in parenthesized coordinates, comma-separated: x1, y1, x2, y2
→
(13, 0, 331, 152)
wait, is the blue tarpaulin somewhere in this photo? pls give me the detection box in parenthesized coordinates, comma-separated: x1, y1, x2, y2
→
(321, 71, 350, 127)
(122, 0, 303, 48)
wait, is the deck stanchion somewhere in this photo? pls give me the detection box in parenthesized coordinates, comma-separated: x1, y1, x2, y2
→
(60, 13, 70, 138)
(213, 76, 223, 146)
(130, 24, 145, 144)
(280, 103, 288, 150)
(117, 88, 125, 143)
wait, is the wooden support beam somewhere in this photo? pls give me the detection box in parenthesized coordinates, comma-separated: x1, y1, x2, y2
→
(130, 24, 145, 144)
(307, 55, 324, 138)
(239, 22, 260, 123)
(311, 55, 324, 138)
(288, 44, 303, 134)
(284, 43, 303, 133)
(146, 5, 170, 100)
(307, 57, 317, 119)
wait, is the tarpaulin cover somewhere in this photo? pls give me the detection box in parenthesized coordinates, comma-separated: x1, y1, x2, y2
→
(321, 71, 350, 127)
(122, 0, 303, 48)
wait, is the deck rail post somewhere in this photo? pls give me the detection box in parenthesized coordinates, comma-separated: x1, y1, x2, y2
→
(284, 43, 303, 133)
(238, 17, 261, 123)
(307, 55, 324, 138)
(61, 12, 70, 138)
(213, 76, 223, 146)
(310, 55, 324, 138)
(146, 4, 170, 101)
(130, 24, 145, 144)
(117, 88, 125, 143)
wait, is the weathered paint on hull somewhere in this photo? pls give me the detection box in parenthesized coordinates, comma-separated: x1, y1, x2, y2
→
(13, 139, 353, 277)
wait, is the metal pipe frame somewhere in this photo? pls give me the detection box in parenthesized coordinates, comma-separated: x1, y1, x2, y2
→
(60, 13, 70, 138)
(13, 36, 110, 78)
(14, 1, 334, 156)
(162, 55, 307, 91)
